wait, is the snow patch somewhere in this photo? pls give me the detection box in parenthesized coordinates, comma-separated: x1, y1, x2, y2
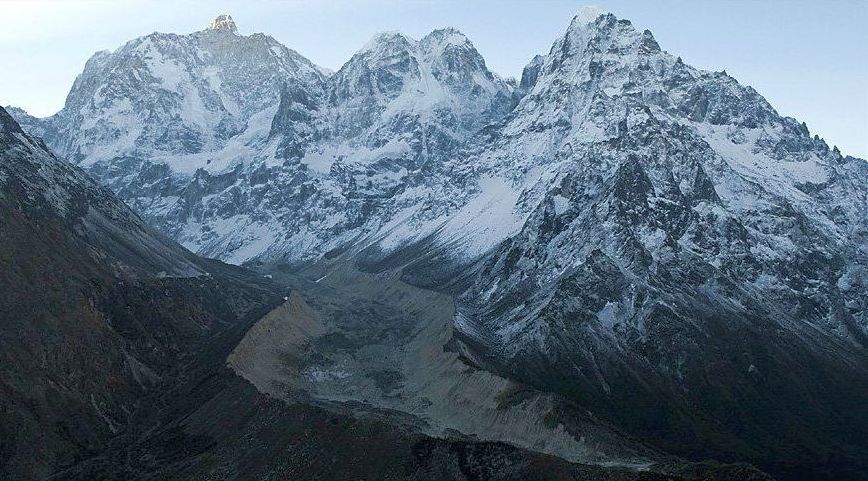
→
(434, 176, 526, 260)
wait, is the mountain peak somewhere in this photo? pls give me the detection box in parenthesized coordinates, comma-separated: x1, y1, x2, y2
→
(573, 5, 608, 25)
(561, 5, 612, 44)
(423, 27, 468, 43)
(207, 14, 237, 33)
(358, 31, 417, 55)
(0, 106, 24, 134)
(421, 27, 472, 51)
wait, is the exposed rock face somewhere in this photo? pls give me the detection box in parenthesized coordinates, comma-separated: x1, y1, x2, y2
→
(208, 14, 238, 33)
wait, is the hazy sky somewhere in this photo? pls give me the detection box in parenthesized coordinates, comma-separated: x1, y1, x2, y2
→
(2, 0, 866, 157)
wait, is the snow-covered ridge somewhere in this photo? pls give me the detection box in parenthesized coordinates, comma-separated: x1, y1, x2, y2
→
(10, 14, 523, 266)
(9, 9, 865, 277)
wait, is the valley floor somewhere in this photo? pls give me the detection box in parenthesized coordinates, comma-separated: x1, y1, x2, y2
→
(49, 258, 776, 481)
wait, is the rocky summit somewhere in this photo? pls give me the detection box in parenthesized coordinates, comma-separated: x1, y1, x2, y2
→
(208, 14, 238, 33)
(6, 7, 868, 481)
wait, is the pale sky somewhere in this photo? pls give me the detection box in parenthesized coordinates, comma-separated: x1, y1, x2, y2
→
(1, 0, 866, 157)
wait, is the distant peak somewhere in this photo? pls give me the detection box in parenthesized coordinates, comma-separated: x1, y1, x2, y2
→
(0, 106, 24, 134)
(207, 14, 237, 34)
(359, 31, 417, 54)
(573, 5, 608, 26)
(421, 27, 471, 49)
(425, 26, 466, 39)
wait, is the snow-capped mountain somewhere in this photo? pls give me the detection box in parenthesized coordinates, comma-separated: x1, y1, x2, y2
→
(459, 8, 868, 345)
(15, 16, 517, 264)
(13, 15, 331, 262)
(322, 28, 513, 149)
(9, 8, 868, 480)
(45, 13, 324, 164)
(450, 9, 868, 479)
(238, 26, 517, 263)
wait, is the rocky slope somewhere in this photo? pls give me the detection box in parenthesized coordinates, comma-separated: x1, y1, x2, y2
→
(0, 105, 283, 479)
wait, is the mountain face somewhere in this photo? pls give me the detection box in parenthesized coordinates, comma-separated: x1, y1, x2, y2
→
(9, 8, 868, 481)
(15, 19, 515, 264)
(3, 103, 753, 481)
(451, 12, 868, 480)
(35, 13, 325, 165)
(322, 28, 513, 148)
(13, 15, 329, 263)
